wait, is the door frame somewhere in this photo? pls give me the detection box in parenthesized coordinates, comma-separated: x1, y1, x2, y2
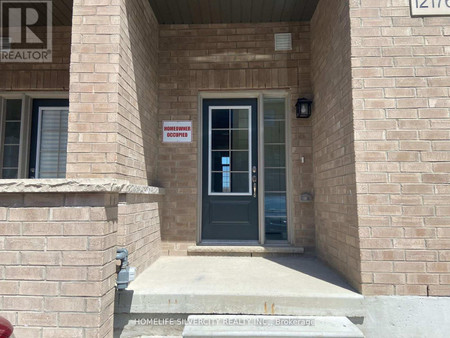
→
(197, 90, 293, 245)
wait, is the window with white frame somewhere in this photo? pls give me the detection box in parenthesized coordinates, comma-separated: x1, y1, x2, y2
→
(0, 95, 69, 179)
(0, 99, 22, 178)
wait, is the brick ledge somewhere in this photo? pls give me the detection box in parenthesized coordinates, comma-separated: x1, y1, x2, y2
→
(0, 179, 164, 195)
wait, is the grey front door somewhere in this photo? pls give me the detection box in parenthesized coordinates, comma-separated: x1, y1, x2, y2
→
(202, 98, 258, 241)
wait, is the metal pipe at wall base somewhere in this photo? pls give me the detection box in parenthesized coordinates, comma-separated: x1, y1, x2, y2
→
(116, 248, 136, 290)
(116, 248, 129, 267)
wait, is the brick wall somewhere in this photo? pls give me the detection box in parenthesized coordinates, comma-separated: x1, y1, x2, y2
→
(310, 0, 361, 290)
(117, 194, 162, 274)
(67, 0, 159, 185)
(158, 22, 314, 251)
(117, 0, 159, 185)
(0, 181, 163, 337)
(350, 0, 450, 296)
(0, 26, 71, 91)
(0, 192, 118, 337)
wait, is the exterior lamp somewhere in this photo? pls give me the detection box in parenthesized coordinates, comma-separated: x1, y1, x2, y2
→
(296, 98, 312, 118)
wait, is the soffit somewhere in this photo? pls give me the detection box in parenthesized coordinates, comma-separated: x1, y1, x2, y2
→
(148, 0, 319, 24)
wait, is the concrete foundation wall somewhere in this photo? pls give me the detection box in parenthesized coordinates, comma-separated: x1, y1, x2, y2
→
(0, 26, 71, 91)
(158, 22, 314, 253)
(359, 296, 450, 338)
(350, 0, 450, 296)
(310, 0, 361, 291)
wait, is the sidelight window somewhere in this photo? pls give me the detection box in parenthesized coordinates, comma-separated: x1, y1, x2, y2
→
(263, 98, 288, 241)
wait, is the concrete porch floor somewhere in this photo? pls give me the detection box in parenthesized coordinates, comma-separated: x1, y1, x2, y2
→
(115, 256, 364, 317)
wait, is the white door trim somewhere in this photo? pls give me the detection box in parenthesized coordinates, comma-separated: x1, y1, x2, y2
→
(197, 90, 292, 245)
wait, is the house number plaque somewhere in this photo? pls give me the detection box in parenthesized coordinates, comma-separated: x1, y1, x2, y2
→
(410, 0, 450, 16)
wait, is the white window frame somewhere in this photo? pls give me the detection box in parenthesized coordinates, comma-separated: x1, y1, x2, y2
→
(35, 106, 69, 179)
(208, 105, 253, 196)
(0, 91, 69, 179)
(0, 94, 31, 179)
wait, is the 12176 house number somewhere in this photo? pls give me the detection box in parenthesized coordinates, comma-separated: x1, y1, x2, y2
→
(411, 0, 450, 15)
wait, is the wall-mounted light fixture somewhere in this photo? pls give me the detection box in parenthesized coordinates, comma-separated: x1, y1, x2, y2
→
(295, 98, 312, 118)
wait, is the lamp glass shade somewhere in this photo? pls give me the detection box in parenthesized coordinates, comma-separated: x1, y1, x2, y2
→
(296, 98, 312, 118)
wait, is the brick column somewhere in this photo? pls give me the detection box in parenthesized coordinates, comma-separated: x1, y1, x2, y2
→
(68, 0, 159, 186)
(67, 0, 121, 179)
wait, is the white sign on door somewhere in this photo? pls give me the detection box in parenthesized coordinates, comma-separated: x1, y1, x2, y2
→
(163, 121, 192, 143)
(410, 0, 450, 16)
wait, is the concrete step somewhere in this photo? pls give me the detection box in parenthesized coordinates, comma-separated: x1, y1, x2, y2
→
(182, 315, 364, 338)
(187, 245, 305, 257)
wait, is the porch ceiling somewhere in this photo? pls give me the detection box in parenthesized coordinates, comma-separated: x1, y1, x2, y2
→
(148, 0, 319, 25)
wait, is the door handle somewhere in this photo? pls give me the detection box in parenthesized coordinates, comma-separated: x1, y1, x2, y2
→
(252, 166, 257, 198)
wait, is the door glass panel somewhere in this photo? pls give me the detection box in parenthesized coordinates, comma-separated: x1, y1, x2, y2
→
(211, 172, 230, 193)
(231, 173, 249, 193)
(231, 130, 248, 149)
(264, 98, 287, 241)
(210, 106, 251, 195)
(212, 151, 230, 171)
(212, 109, 229, 129)
(231, 151, 248, 171)
(211, 130, 229, 150)
(231, 109, 249, 128)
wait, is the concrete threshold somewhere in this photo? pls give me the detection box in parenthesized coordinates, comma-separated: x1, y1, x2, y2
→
(187, 245, 305, 256)
(115, 256, 364, 317)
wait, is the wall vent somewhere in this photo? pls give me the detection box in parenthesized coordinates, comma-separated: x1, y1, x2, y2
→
(274, 33, 292, 51)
